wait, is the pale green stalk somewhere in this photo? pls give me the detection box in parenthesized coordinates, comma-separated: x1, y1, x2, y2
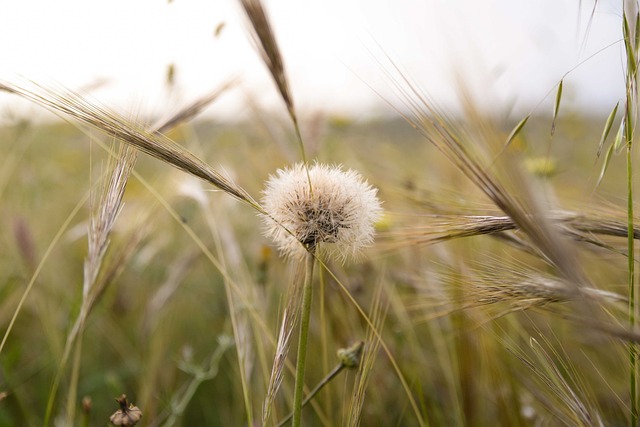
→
(277, 364, 343, 427)
(318, 266, 332, 420)
(65, 317, 85, 424)
(292, 250, 316, 427)
(623, 5, 639, 425)
(628, 131, 636, 427)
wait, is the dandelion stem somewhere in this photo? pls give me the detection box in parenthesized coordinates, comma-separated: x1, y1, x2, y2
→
(292, 249, 315, 427)
(277, 363, 343, 427)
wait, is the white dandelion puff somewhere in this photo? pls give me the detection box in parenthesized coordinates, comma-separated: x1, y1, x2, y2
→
(261, 163, 382, 261)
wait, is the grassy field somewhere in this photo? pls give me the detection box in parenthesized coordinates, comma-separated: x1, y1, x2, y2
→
(0, 110, 635, 426)
(1, 1, 640, 426)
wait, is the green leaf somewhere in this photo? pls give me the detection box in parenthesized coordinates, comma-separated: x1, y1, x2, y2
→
(625, 98, 634, 148)
(597, 102, 619, 158)
(596, 140, 616, 188)
(614, 117, 626, 153)
(624, 13, 637, 76)
(635, 11, 640, 58)
(505, 114, 530, 148)
(551, 80, 563, 136)
(596, 118, 624, 188)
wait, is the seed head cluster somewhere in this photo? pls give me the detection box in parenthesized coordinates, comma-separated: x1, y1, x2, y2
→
(261, 163, 382, 260)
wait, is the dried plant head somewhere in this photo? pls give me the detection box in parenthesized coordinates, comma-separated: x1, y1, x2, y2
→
(109, 395, 142, 427)
(0, 80, 260, 210)
(261, 162, 382, 261)
(239, 0, 294, 116)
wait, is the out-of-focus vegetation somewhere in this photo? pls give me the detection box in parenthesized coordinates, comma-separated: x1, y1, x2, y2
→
(0, 107, 636, 426)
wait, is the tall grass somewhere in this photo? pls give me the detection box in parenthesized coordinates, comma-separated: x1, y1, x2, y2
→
(1, 1, 640, 426)
(623, 3, 640, 425)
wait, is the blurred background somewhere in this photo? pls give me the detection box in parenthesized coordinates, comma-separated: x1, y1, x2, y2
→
(0, 0, 626, 121)
(2, 1, 639, 425)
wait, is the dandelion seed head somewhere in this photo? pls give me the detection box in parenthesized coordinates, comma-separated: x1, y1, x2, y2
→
(261, 163, 382, 261)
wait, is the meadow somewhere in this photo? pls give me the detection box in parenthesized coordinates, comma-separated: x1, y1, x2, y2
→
(1, 1, 640, 426)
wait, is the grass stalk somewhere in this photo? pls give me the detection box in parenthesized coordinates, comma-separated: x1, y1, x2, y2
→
(318, 265, 331, 420)
(628, 133, 636, 426)
(0, 192, 88, 358)
(292, 250, 315, 427)
(624, 5, 639, 424)
(65, 327, 85, 423)
(277, 364, 344, 427)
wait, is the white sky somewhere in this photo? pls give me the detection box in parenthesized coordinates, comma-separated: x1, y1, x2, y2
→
(0, 0, 627, 121)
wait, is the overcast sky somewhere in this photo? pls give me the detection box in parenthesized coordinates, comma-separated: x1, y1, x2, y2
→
(0, 0, 626, 121)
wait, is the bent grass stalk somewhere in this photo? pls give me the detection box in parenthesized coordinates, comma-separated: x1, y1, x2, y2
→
(0, 81, 263, 212)
(277, 341, 364, 427)
(238, 0, 312, 190)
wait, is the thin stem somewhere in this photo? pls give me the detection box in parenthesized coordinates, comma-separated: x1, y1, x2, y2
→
(65, 317, 86, 424)
(318, 264, 331, 420)
(292, 250, 315, 427)
(623, 5, 638, 424)
(631, 124, 638, 427)
(0, 193, 88, 359)
(277, 364, 344, 427)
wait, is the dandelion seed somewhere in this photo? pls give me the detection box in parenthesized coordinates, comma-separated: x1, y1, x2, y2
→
(261, 163, 382, 261)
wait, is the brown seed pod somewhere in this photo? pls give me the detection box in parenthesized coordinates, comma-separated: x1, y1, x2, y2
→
(109, 394, 142, 426)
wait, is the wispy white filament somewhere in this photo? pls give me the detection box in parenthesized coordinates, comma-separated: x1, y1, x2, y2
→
(261, 163, 382, 261)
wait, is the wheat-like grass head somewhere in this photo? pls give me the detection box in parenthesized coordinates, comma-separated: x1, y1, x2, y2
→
(261, 163, 382, 261)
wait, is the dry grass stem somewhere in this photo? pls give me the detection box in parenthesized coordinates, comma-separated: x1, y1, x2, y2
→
(151, 79, 237, 133)
(0, 81, 261, 211)
(382, 65, 588, 290)
(239, 0, 294, 118)
(238, 0, 311, 177)
(263, 307, 298, 425)
(347, 280, 387, 427)
(511, 338, 599, 425)
(408, 260, 627, 325)
(52, 143, 140, 425)
(383, 211, 640, 254)
(85, 144, 137, 298)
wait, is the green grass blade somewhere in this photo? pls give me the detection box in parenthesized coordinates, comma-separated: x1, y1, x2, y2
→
(596, 141, 616, 188)
(551, 80, 563, 136)
(505, 115, 530, 148)
(615, 118, 626, 153)
(624, 13, 637, 77)
(635, 11, 640, 57)
(597, 102, 619, 157)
